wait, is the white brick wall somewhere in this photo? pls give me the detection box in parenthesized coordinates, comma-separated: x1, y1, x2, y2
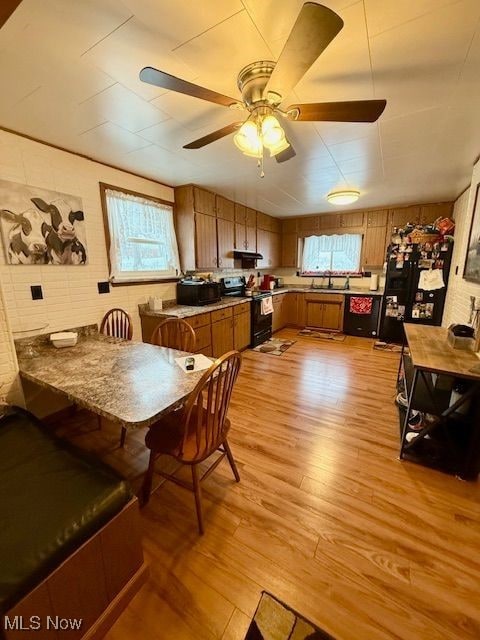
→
(0, 280, 23, 404)
(0, 130, 177, 342)
(443, 158, 480, 327)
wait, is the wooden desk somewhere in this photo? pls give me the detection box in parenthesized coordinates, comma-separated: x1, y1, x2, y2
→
(17, 332, 208, 430)
(399, 324, 480, 479)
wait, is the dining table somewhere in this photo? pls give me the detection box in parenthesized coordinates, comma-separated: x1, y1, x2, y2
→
(16, 325, 210, 431)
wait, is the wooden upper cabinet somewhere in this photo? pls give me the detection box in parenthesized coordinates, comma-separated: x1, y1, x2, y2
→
(245, 224, 256, 252)
(282, 232, 297, 268)
(195, 212, 218, 269)
(256, 228, 271, 268)
(420, 202, 453, 225)
(245, 207, 256, 227)
(270, 231, 281, 268)
(193, 187, 216, 216)
(282, 218, 298, 233)
(390, 206, 421, 229)
(362, 225, 387, 267)
(270, 217, 281, 234)
(234, 203, 246, 223)
(217, 218, 234, 268)
(319, 213, 341, 230)
(256, 211, 271, 231)
(366, 210, 388, 228)
(298, 216, 319, 235)
(340, 211, 364, 228)
(216, 195, 235, 221)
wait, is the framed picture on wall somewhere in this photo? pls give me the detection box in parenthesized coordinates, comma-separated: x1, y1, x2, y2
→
(464, 183, 480, 283)
(0, 179, 87, 265)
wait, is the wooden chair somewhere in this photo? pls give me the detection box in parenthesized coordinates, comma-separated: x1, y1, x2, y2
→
(150, 317, 196, 353)
(100, 308, 133, 341)
(141, 350, 242, 534)
(100, 308, 133, 447)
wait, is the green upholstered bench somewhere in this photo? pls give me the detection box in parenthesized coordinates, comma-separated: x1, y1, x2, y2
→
(0, 407, 147, 639)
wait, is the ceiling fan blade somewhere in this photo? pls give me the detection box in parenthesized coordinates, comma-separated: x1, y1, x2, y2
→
(265, 3, 343, 99)
(139, 67, 239, 108)
(275, 142, 296, 163)
(183, 122, 243, 149)
(286, 99, 387, 122)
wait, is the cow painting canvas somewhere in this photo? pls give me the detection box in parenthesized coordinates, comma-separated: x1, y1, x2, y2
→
(0, 180, 87, 265)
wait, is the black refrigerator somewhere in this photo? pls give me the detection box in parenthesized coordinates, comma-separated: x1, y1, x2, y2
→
(379, 238, 453, 343)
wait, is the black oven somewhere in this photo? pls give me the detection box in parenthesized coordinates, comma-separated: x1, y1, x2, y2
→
(177, 280, 222, 306)
(220, 276, 272, 347)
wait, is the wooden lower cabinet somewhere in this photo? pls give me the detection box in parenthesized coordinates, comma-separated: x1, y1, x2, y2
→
(304, 293, 344, 332)
(272, 293, 286, 332)
(233, 303, 251, 350)
(211, 316, 234, 357)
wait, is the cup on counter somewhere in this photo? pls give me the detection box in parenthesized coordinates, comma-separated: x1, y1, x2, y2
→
(245, 289, 254, 297)
(269, 281, 275, 290)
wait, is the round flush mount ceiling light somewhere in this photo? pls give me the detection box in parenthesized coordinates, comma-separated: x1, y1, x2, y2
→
(327, 190, 360, 206)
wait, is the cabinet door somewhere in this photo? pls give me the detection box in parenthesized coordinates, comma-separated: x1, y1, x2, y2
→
(298, 216, 319, 235)
(216, 195, 235, 221)
(234, 222, 246, 249)
(366, 210, 388, 228)
(419, 202, 453, 225)
(390, 206, 420, 229)
(270, 232, 281, 267)
(234, 203, 246, 223)
(282, 232, 297, 267)
(256, 229, 270, 268)
(363, 225, 387, 267)
(319, 213, 341, 230)
(194, 187, 216, 216)
(245, 207, 256, 227)
(245, 225, 256, 251)
(282, 218, 298, 233)
(284, 293, 298, 325)
(234, 309, 251, 350)
(272, 295, 282, 332)
(340, 211, 364, 228)
(211, 317, 234, 357)
(322, 300, 343, 331)
(306, 300, 324, 328)
(217, 218, 234, 268)
(195, 212, 218, 269)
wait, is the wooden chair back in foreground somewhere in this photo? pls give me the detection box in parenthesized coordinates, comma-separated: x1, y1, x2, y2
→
(100, 308, 133, 341)
(150, 317, 196, 353)
(141, 350, 242, 534)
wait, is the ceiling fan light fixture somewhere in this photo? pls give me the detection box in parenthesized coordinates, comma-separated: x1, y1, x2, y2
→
(233, 120, 262, 157)
(266, 136, 290, 157)
(261, 114, 283, 146)
(327, 190, 360, 205)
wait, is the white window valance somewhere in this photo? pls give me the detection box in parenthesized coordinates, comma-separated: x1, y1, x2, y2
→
(301, 234, 362, 274)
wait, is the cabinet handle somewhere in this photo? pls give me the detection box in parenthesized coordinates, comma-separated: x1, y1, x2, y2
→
(213, 257, 217, 266)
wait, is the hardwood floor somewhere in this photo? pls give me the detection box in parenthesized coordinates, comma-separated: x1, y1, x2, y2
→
(53, 330, 480, 640)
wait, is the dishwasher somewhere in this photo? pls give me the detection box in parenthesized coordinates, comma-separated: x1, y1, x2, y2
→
(343, 294, 381, 337)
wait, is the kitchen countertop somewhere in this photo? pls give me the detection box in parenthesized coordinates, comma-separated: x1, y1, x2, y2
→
(16, 327, 206, 429)
(139, 287, 384, 319)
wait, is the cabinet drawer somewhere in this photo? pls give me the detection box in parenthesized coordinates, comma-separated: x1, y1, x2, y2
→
(233, 301, 250, 316)
(185, 312, 211, 329)
(211, 307, 233, 323)
(193, 324, 212, 351)
(305, 293, 344, 303)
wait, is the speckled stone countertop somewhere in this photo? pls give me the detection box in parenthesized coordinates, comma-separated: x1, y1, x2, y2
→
(17, 330, 209, 429)
(139, 296, 252, 319)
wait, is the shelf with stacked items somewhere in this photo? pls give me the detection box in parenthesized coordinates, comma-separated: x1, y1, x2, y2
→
(396, 348, 476, 476)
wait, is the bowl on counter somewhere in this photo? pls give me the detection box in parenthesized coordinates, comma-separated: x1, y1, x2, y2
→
(50, 331, 78, 348)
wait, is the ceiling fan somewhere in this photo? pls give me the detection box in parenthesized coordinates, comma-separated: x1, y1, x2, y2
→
(139, 2, 386, 168)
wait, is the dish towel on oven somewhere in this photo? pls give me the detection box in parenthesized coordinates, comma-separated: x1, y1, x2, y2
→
(349, 296, 373, 315)
(260, 296, 274, 315)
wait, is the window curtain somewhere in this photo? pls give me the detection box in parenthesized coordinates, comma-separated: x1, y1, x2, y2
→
(106, 189, 180, 282)
(301, 234, 362, 274)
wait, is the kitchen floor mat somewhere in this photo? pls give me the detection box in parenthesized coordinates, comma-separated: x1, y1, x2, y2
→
(297, 329, 346, 341)
(373, 341, 404, 352)
(252, 338, 295, 355)
(244, 591, 335, 640)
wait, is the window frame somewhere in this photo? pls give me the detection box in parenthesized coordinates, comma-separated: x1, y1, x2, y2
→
(299, 233, 364, 277)
(99, 182, 180, 287)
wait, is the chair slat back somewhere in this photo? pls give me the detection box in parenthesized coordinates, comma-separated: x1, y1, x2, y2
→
(151, 318, 196, 353)
(100, 308, 133, 340)
(181, 351, 242, 462)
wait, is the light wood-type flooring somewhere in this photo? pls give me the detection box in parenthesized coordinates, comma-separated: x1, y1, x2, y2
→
(53, 330, 480, 640)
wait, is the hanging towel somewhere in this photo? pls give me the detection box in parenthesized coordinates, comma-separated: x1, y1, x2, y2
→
(418, 269, 445, 291)
(260, 296, 274, 315)
(350, 296, 373, 315)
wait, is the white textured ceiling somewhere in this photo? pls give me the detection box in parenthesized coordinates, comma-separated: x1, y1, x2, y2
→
(1, 0, 479, 215)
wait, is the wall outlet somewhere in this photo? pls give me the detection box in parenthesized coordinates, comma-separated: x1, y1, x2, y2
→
(97, 281, 110, 294)
(30, 285, 43, 300)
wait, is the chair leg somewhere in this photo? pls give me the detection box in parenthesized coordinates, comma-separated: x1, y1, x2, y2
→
(191, 465, 204, 535)
(223, 439, 240, 482)
(119, 426, 127, 448)
(140, 451, 156, 507)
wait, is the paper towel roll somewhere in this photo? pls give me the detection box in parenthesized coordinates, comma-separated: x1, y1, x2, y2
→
(369, 274, 379, 291)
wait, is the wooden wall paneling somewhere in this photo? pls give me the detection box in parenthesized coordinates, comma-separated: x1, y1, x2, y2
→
(216, 195, 235, 221)
(193, 187, 216, 216)
(195, 212, 218, 269)
(217, 217, 235, 268)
